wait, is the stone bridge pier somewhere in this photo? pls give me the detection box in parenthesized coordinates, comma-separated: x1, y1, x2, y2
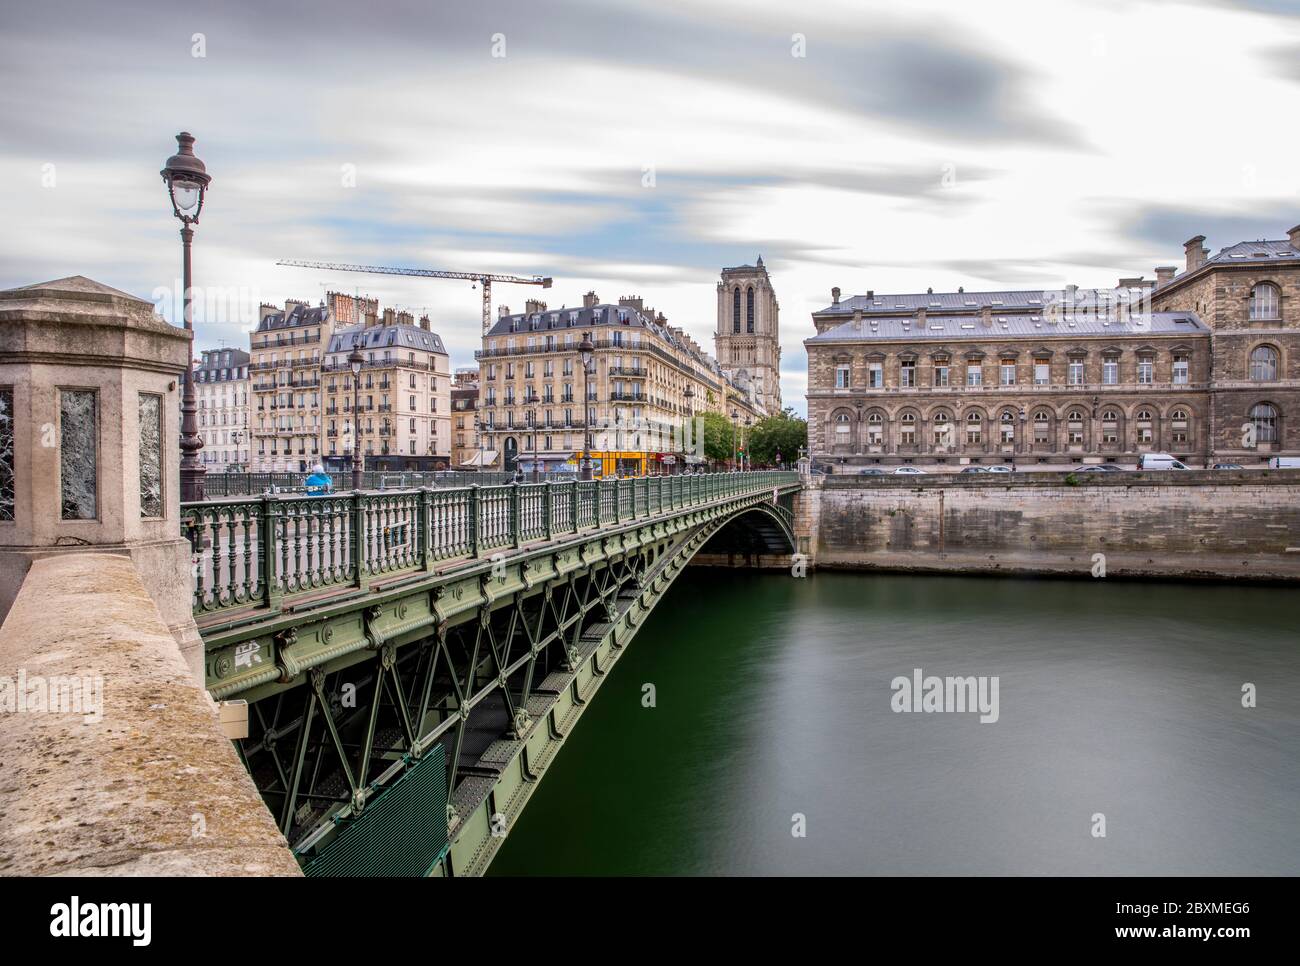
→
(0, 277, 299, 876)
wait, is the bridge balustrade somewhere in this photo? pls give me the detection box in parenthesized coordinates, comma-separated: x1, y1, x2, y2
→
(182, 471, 798, 618)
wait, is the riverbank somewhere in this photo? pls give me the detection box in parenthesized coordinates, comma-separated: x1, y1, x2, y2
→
(796, 471, 1300, 582)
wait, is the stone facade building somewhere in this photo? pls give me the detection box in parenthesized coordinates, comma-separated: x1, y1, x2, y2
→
(450, 368, 482, 468)
(805, 223, 1300, 469)
(716, 258, 782, 414)
(250, 300, 332, 472)
(1147, 226, 1300, 461)
(321, 308, 451, 471)
(194, 347, 250, 471)
(476, 292, 761, 475)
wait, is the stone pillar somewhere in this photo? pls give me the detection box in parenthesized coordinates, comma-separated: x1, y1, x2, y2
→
(0, 276, 203, 677)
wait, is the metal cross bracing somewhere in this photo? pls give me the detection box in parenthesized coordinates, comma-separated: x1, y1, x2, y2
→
(190, 472, 801, 875)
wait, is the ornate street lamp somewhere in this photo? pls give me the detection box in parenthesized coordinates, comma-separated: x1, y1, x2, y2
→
(682, 385, 694, 475)
(579, 336, 594, 481)
(349, 346, 364, 490)
(161, 132, 212, 502)
(731, 408, 739, 471)
(743, 415, 752, 472)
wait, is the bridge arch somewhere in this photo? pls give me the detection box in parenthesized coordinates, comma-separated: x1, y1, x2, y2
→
(193, 472, 803, 876)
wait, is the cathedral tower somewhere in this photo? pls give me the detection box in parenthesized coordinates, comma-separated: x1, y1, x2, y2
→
(715, 257, 782, 413)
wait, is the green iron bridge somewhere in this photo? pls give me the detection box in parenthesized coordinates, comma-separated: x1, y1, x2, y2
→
(184, 471, 802, 876)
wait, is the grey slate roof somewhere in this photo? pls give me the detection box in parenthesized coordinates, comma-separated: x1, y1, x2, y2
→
(326, 323, 446, 356)
(255, 303, 330, 331)
(196, 347, 250, 371)
(1206, 239, 1300, 265)
(488, 303, 729, 379)
(805, 311, 1207, 344)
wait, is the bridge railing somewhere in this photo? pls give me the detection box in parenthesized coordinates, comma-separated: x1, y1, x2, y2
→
(182, 471, 799, 617)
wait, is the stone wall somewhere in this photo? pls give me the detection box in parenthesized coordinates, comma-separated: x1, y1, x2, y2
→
(0, 553, 300, 875)
(805, 472, 1300, 581)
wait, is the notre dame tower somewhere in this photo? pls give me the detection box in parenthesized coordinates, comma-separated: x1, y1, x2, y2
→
(715, 257, 782, 414)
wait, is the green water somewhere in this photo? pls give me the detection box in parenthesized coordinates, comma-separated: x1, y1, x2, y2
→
(488, 571, 1300, 876)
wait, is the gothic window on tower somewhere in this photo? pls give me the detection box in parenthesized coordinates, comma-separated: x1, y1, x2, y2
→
(746, 287, 755, 333)
(733, 287, 741, 333)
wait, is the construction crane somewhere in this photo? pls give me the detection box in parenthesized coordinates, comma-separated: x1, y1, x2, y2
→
(277, 259, 553, 334)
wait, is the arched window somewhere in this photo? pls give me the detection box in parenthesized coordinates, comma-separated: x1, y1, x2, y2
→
(1101, 409, 1120, 444)
(732, 287, 741, 333)
(1066, 409, 1085, 446)
(746, 287, 755, 333)
(1250, 403, 1278, 443)
(1250, 283, 1280, 320)
(999, 411, 1015, 443)
(866, 411, 883, 445)
(965, 411, 983, 444)
(932, 412, 952, 447)
(1170, 408, 1190, 446)
(899, 411, 917, 445)
(1249, 345, 1279, 381)
(1135, 408, 1155, 445)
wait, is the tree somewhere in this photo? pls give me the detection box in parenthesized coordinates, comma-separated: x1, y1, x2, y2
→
(746, 407, 807, 466)
(696, 411, 735, 464)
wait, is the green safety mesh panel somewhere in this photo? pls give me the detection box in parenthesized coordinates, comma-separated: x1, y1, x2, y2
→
(302, 744, 448, 877)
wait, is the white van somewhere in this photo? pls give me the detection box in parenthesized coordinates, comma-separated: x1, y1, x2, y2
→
(1138, 453, 1191, 471)
(1267, 456, 1300, 469)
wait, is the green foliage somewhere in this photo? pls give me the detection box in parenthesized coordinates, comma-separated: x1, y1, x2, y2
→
(746, 408, 808, 466)
(696, 411, 734, 463)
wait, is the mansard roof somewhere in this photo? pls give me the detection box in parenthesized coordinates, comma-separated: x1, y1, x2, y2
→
(804, 311, 1207, 344)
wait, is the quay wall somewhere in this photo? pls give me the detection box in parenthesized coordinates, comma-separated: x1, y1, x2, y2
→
(796, 471, 1300, 581)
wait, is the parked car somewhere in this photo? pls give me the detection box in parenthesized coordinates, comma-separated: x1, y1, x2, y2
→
(959, 466, 988, 474)
(1212, 462, 1245, 470)
(858, 468, 886, 476)
(1077, 465, 1111, 473)
(894, 466, 926, 475)
(1137, 453, 1191, 470)
(986, 465, 1014, 473)
(1083, 463, 1125, 472)
(1267, 457, 1300, 469)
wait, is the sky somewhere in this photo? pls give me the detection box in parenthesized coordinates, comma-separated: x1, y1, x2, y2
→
(3, 0, 1299, 415)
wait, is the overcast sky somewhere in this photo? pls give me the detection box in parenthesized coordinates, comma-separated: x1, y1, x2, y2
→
(3, 0, 1298, 413)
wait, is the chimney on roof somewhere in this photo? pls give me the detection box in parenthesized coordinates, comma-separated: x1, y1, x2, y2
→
(618, 295, 643, 311)
(981, 305, 993, 327)
(1184, 235, 1208, 272)
(284, 299, 307, 314)
(583, 291, 599, 309)
(525, 298, 547, 314)
(1288, 224, 1300, 250)
(866, 289, 875, 300)
(831, 286, 841, 305)
(1154, 266, 1177, 289)
(419, 314, 431, 331)
(364, 309, 379, 329)
(958, 286, 964, 293)
(259, 303, 278, 322)
(498, 304, 510, 318)
(396, 310, 414, 326)
(382, 307, 396, 327)
(926, 287, 933, 294)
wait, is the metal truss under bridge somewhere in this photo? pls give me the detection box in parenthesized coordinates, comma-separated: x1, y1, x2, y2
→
(183, 471, 802, 876)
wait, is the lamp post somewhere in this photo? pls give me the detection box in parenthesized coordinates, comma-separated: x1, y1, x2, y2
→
(529, 405, 540, 483)
(161, 132, 212, 502)
(1018, 408, 1027, 459)
(349, 346, 364, 490)
(731, 409, 739, 471)
(743, 415, 752, 472)
(682, 385, 694, 475)
(474, 414, 485, 472)
(579, 336, 594, 481)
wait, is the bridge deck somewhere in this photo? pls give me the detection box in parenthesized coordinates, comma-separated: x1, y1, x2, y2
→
(185, 472, 800, 634)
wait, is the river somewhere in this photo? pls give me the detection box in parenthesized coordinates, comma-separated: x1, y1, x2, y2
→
(488, 570, 1300, 876)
